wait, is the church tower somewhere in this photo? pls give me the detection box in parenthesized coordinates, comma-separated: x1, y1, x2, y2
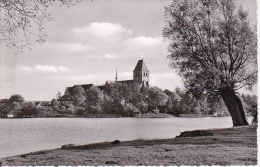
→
(133, 59, 149, 86)
(115, 68, 118, 82)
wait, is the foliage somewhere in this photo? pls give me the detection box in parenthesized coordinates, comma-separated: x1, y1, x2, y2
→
(0, 85, 232, 118)
(75, 106, 85, 115)
(163, 0, 257, 94)
(163, 0, 257, 126)
(147, 86, 168, 110)
(85, 86, 103, 114)
(71, 85, 86, 106)
(0, 99, 11, 118)
(104, 82, 121, 100)
(9, 94, 25, 104)
(241, 94, 257, 115)
(56, 91, 62, 99)
(36, 107, 56, 117)
(109, 98, 125, 115)
(20, 102, 37, 117)
(51, 98, 59, 107)
(164, 89, 182, 115)
(0, 0, 83, 52)
(123, 102, 139, 116)
(10, 102, 23, 117)
(135, 100, 148, 113)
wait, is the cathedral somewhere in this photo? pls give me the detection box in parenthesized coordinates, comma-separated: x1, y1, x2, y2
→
(59, 59, 149, 102)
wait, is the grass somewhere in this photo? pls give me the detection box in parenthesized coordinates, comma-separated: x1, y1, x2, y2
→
(0, 125, 257, 166)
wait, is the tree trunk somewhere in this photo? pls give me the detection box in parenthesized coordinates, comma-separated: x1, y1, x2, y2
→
(220, 88, 247, 126)
(232, 92, 249, 125)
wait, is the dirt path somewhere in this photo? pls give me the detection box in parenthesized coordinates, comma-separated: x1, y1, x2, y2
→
(0, 125, 257, 166)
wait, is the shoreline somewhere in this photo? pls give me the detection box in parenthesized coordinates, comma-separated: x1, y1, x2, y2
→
(1, 113, 231, 119)
(0, 125, 257, 166)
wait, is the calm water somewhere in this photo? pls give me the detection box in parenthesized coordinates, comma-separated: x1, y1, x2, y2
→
(0, 117, 251, 158)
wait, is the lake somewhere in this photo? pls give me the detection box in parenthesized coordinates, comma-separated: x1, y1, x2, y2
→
(0, 117, 252, 158)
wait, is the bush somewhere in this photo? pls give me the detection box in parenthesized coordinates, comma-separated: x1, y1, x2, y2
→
(75, 107, 85, 115)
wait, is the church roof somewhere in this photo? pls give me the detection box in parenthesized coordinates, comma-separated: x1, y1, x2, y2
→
(133, 59, 149, 72)
(173, 92, 182, 100)
(64, 84, 94, 96)
(118, 80, 134, 84)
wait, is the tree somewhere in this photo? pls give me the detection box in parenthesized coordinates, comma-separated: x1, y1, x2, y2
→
(109, 98, 125, 115)
(51, 98, 59, 107)
(147, 86, 168, 111)
(0, 99, 10, 118)
(164, 89, 182, 114)
(85, 86, 104, 114)
(136, 100, 148, 113)
(56, 91, 62, 100)
(10, 102, 23, 117)
(124, 102, 139, 117)
(241, 94, 257, 116)
(71, 85, 86, 106)
(21, 102, 37, 117)
(0, 0, 84, 52)
(163, 0, 257, 126)
(9, 94, 25, 104)
(104, 82, 121, 101)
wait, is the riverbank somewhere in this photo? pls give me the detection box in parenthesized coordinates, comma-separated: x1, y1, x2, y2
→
(134, 113, 173, 118)
(0, 125, 257, 166)
(2, 113, 227, 119)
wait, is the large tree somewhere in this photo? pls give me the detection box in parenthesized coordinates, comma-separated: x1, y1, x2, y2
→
(163, 0, 257, 126)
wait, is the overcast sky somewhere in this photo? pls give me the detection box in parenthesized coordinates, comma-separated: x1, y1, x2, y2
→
(0, 0, 258, 101)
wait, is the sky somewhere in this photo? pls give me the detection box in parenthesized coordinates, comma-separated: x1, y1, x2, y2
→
(0, 0, 258, 101)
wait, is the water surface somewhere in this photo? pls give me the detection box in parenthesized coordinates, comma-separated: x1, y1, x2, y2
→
(0, 117, 248, 158)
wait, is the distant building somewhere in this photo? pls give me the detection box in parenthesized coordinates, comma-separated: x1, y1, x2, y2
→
(59, 59, 150, 101)
(35, 101, 52, 108)
(7, 114, 14, 118)
(116, 59, 149, 87)
(174, 93, 182, 102)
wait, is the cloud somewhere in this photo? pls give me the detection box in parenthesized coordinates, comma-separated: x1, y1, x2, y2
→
(56, 73, 116, 86)
(121, 36, 168, 59)
(21, 65, 70, 74)
(123, 36, 162, 47)
(43, 42, 90, 53)
(150, 72, 184, 91)
(35, 65, 69, 73)
(121, 72, 132, 77)
(42, 22, 167, 60)
(71, 22, 132, 43)
(21, 66, 33, 72)
(103, 53, 117, 59)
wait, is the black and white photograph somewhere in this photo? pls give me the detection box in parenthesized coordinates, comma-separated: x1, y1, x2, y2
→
(0, 0, 258, 166)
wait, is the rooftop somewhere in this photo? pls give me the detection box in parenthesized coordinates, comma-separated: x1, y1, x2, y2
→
(133, 59, 149, 72)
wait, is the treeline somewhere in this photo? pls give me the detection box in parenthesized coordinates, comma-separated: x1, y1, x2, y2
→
(0, 82, 257, 118)
(0, 95, 38, 118)
(56, 83, 175, 117)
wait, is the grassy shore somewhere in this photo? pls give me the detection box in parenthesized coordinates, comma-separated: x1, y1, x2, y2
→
(0, 125, 257, 166)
